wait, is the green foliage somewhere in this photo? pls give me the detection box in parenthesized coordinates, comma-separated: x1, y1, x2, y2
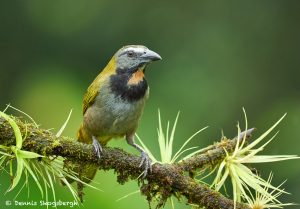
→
(0, 110, 99, 208)
(209, 110, 298, 208)
(137, 110, 208, 164)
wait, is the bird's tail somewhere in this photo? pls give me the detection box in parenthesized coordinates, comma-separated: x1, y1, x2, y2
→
(63, 124, 98, 185)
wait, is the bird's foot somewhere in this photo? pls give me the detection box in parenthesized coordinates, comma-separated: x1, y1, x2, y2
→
(139, 151, 152, 178)
(92, 136, 102, 160)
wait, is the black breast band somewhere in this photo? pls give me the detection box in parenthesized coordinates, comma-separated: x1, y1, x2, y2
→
(109, 68, 148, 102)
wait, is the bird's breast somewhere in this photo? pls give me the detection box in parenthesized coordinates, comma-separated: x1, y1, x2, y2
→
(83, 80, 149, 138)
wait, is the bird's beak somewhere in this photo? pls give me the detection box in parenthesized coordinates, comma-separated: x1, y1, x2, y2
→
(140, 49, 162, 62)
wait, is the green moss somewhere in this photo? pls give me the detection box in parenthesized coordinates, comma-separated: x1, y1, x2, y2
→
(0, 115, 251, 209)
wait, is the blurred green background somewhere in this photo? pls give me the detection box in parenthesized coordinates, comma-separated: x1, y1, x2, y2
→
(0, 1, 299, 208)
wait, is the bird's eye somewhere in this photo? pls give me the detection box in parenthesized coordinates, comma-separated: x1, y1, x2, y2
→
(127, 51, 134, 57)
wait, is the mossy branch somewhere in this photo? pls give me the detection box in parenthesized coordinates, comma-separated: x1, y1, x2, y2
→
(176, 128, 255, 172)
(0, 116, 254, 209)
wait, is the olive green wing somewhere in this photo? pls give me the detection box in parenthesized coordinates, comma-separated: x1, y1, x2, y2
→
(82, 77, 101, 114)
(82, 59, 115, 114)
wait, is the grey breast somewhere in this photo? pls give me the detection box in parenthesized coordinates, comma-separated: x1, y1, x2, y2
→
(85, 83, 149, 137)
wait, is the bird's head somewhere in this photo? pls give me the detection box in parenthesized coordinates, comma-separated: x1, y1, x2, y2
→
(114, 45, 162, 73)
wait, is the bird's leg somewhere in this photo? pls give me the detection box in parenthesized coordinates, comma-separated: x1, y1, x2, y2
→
(126, 134, 152, 178)
(92, 135, 102, 159)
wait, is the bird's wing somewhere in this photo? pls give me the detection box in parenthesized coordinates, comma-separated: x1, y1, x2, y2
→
(82, 76, 102, 114)
(82, 57, 116, 114)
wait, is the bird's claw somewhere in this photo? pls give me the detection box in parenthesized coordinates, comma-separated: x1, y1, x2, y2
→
(139, 151, 152, 178)
(92, 136, 102, 160)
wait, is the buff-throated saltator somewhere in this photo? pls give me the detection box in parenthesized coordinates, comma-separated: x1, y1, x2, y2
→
(75, 45, 161, 182)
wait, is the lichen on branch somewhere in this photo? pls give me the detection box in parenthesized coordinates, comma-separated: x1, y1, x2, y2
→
(0, 115, 254, 209)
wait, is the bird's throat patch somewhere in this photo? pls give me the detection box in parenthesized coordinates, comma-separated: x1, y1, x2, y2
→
(110, 68, 148, 101)
(127, 69, 144, 85)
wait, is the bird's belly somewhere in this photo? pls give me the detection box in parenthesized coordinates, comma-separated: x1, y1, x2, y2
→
(84, 92, 147, 138)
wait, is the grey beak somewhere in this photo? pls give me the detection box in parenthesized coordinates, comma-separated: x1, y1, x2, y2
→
(140, 49, 162, 61)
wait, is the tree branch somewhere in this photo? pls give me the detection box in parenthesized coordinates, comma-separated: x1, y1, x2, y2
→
(176, 128, 255, 172)
(0, 117, 254, 209)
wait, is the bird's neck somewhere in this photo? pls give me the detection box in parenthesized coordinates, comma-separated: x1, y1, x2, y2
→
(127, 69, 145, 85)
(109, 68, 148, 102)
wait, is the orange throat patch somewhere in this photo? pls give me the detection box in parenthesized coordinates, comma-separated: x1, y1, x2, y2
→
(127, 69, 145, 85)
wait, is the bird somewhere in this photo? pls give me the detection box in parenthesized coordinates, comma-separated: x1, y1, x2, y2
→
(76, 45, 162, 182)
